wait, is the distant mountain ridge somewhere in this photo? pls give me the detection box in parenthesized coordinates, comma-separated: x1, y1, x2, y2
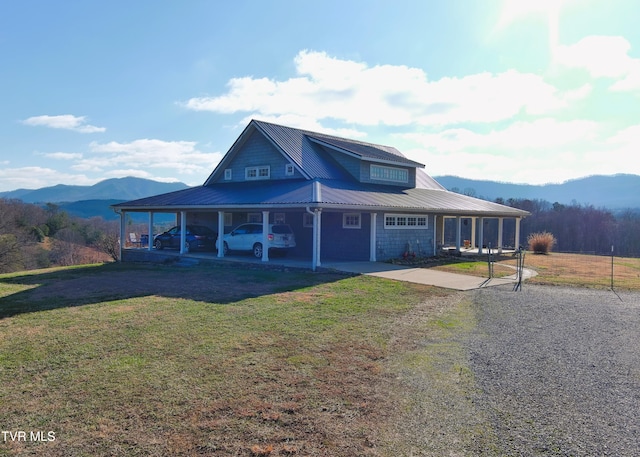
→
(0, 177, 190, 204)
(433, 174, 640, 209)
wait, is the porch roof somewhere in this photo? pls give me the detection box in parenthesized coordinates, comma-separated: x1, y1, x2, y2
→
(112, 179, 529, 218)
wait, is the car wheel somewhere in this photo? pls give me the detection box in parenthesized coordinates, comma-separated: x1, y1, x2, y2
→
(253, 242, 263, 259)
(223, 242, 229, 255)
(154, 239, 163, 250)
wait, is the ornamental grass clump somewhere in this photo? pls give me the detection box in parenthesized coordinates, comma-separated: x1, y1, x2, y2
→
(528, 231, 556, 254)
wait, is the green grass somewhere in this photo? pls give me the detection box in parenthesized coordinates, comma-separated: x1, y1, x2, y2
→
(0, 262, 443, 456)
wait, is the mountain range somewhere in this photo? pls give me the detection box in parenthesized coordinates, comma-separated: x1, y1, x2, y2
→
(433, 174, 640, 210)
(0, 177, 190, 220)
(0, 176, 189, 204)
(0, 174, 638, 220)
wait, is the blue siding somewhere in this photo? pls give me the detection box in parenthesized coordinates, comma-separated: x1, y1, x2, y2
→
(320, 212, 370, 261)
(215, 130, 302, 183)
(323, 148, 361, 180)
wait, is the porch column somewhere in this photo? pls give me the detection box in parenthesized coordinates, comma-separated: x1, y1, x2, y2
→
(478, 217, 484, 255)
(497, 217, 504, 254)
(369, 212, 377, 262)
(515, 217, 522, 250)
(455, 216, 462, 252)
(217, 211, 225, 258)
(438, 216, 445, 246)
(261, 211, 269, 262)
(119, 211, 126, 261)
(433, 215, 438, 256)
(179, 211, 187, 254)
(471, 218, 477, 249)
(147, 212, 154, 252)
(316, 210, 322, 268)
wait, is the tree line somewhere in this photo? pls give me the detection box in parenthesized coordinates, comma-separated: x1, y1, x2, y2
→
(0, 199, 119, 274)
(446, 197, 640, 257)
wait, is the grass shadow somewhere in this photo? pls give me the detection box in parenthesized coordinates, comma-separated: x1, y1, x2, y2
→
(0, 261, 351, 319)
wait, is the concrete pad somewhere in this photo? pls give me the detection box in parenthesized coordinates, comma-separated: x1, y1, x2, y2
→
(323, 261, 518, 291)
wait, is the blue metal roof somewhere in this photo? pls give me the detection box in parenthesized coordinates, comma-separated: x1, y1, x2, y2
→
(114, 178, 528, 217)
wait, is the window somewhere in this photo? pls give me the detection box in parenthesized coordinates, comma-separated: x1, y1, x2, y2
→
(224, 213, 233, 226)
(285, 164, 295, 176)
(224, 169, 232, 180)
(274, 213, 285, 224)
(245, 165, 270, 180)
(384, 213, 428, 229)
(343, 213, 361, 229)
(303, 213, 314, 227)
(370, 164, 408, 183)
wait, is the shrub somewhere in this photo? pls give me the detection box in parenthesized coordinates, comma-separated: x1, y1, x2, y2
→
(528, 231, 556, 254)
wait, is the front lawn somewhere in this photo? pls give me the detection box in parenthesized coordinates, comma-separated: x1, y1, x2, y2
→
(0, 262, 450, 456)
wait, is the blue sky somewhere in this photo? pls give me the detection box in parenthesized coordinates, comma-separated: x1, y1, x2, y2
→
(1, 0, 639, 192)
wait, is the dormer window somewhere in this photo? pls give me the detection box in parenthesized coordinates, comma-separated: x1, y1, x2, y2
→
(370, 164, 408, 183)
(245, 165, 270, 180)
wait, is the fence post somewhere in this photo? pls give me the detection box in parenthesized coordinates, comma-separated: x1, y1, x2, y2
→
(611, 245, 614, 291)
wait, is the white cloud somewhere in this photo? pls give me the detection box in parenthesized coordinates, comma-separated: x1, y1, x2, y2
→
(21, 114, 106, 133)
(0, 167, 96, 191)
(399, 119, 640, 185)
(184, 50, 573, 127)
(41, 152, 83, 160)
(87, 139, 222, 175)
(556, 36, 640, 91)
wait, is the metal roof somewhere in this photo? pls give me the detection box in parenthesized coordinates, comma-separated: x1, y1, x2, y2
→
(113, 178, 529, 217)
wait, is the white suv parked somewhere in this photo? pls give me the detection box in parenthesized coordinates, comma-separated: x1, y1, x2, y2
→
(219, 223, 296, 258)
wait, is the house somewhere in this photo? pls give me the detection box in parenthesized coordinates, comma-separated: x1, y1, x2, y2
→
(113, 119, 529, 269)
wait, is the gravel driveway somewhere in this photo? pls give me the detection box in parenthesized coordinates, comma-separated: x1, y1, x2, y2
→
(468, 285, 640, 456)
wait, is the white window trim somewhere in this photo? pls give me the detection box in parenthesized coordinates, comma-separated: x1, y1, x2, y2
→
(343, 213, 361, 229)
(224, 213, 233, 226)
(274, 213, 285, 224)
(245, 165, 270, 180)
(370, 164, 409, 183)
(224, 169, 232, 180)
(384, 213, 428, 229)
(285, 163, 295, 176)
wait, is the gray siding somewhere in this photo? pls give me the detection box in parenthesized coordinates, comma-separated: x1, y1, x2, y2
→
(217, 130, 303, 183)
(375, 213, 435, 260)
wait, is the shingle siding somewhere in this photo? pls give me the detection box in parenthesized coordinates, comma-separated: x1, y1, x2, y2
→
(375, 213, 435, 260)
(216, 130, 301, 183)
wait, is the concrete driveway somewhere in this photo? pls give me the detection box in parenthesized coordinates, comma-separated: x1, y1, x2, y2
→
(322, 261, 526, 291)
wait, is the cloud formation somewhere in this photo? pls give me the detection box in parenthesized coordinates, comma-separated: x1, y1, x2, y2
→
(21, 114, 106, 133)
(182, 45, 640, 184)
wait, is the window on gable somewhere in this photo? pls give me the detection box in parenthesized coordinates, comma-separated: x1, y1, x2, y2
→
(224, 169, 232, 180)
(343, 213, 361, 229)
(285, 164, 295, 176)
(370, 164, 408, 183)
(384, 213, 428, 229)
(245, 165, 270, 180)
